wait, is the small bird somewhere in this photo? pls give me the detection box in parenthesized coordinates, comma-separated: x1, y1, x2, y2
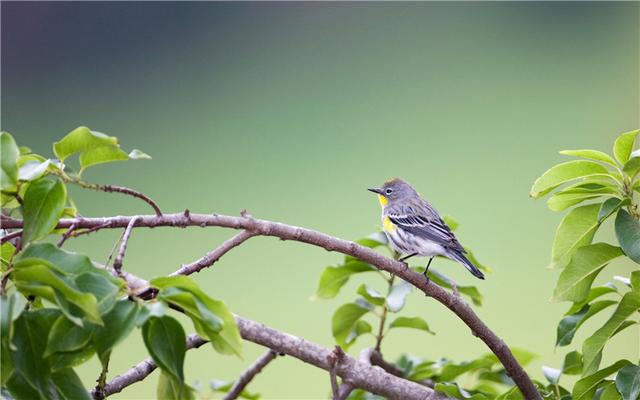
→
(368, 178, 484, 280)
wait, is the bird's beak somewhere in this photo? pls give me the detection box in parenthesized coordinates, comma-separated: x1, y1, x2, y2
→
(368, 187, 382, 195)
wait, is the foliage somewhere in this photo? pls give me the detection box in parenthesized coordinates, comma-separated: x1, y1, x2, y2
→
(314, 225, 552, 398)
(0, 128, 241, 399)
(531, 129, 640, 400)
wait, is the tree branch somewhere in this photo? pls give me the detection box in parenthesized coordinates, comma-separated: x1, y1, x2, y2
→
(171, 229, 254, 276)
(55, 171, 163, 216)
(97, 316, 450, 400)
(91, 334, 208, 399)
(3, 212, 540, 399)
(57, 223, 77, 247)
(112, 216, 140, 277)
(223, 349, 279, 400)
(0, 230, 21, 244)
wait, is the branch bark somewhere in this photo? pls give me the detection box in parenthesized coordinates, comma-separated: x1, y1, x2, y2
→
(0, 230, 21, 244)
(112, 216, 141, 277)
(90, 334, 208, 398)
(3, 212, 541, 399)
(223, 349, 279, 400)
(95, 317, 449, 400)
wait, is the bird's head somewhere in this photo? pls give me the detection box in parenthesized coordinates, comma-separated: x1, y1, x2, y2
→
(368, 178, 417, 207)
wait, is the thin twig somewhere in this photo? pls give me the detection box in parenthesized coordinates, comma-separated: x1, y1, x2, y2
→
(223, 349, 279, 400)
(112, 217, 140, 277)
(97, 184, 163, 216)
(54, 170, 163, 216)
(171, 230, 254, 276)
(57, 223, 77, 247)
(328, 346, 349, 400)
(3, 212, 541, 400)
(0, 230, 22, 244)
(91, 335, 207, 399)
(71, 222, 112, 239)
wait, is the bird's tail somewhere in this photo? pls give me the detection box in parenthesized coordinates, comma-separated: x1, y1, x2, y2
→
(448, 251, 485, 280)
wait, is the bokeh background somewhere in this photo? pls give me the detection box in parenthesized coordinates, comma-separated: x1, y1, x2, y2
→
(2, 2, 639, 399)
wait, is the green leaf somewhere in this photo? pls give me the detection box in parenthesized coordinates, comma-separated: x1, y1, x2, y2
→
(92, 300, 140, 359)
(1, 242, 15, 270)
(562, 351, 583, 375)
(1, 293, 24, 384)
(427, 269, 483, 305)
(552, 243, 623, 303)
(142, 315, 187, 380)
(574, 360, 631, 400)
(614, 129, 640, 165)
(601, 381, 623, 400)
(615, 209, 640, 264)
(22, 177, 67, 244)
(439, 358, 494, 381)
(129, 149, 152, 160)
(443, 215, 460, 231)
(355, 232, 388, 249)
(53, 126, 118, 161)
(549, 204, 601, 269)
(542, 366, 562, 385)
(631, 271, 640, 293)
(79, 144, 129, 172)
(345, 320, 373, 347)
(560, 149, 618, 167)
(12, 259, 102, 326)
(389, 316, 434, 334)
(332, 303, 369, 349)
(583, 293, 640, 375)
(434, 382, 488, 399)
(6, 371, 46, 400)
(1, 132, 20, 192)
(357, 284, 386, 306)
(315, 261, 375, 299)
(209, 380, 260, 400)
(51, 368, 92, 400)
(152, 276, 242, 357)
(45, 316, 92, 356)
(10, 309, 60, 396)
(556, 300, 617, 347)
(599, 198, 630, 223)
(566, 284, 618, 314)
(386, 281, 412, 312)
(616, 364, 640, 400)
(623, 157, 640, 178)
(18, 159, 51, 182)
(547, 192, 608, 212)
(530, 161, 611, 199)
(157, 371, 195, 400)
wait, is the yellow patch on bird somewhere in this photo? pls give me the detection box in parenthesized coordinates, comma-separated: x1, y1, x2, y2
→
(383, 216, 395, 232)
(377, 194, 388, 207)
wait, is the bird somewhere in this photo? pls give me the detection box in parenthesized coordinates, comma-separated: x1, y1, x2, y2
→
(368, 178, 485, 280)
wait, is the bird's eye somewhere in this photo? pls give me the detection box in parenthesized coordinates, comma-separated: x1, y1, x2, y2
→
(385, 188, 393, 195)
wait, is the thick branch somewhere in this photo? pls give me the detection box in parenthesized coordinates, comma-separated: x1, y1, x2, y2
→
(96, 316, 448, 400)
(3, 213, 540, 399)
(223, 349, 279, 400)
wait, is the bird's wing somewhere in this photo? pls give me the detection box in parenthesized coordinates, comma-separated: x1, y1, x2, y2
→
(386, 201, 465, 252)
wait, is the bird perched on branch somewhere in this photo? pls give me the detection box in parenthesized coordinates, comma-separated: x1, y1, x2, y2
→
(368, 178, 484, 280)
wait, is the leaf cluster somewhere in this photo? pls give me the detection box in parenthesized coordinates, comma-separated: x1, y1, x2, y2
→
(531, 129, 640, 400)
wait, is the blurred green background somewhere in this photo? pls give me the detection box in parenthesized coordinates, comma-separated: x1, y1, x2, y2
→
(2, 2, 639, 399)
